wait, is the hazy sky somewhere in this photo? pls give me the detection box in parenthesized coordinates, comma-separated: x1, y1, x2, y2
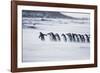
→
(60, 12, 90, 19)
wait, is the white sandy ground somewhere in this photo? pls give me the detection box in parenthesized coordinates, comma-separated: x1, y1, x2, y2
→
(22, 22, 90, 62)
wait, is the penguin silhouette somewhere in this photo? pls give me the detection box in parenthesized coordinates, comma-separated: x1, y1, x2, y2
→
(78, 34, 85, 42)
(72, 33, 80, 42)
(66, 33, 73, 42)
(61, 34, 67, 42)
(85, 34, 90, 42)
(39, 32, 46, 41)
(47, 32, 57, 41)
(55, 33, 61, 41)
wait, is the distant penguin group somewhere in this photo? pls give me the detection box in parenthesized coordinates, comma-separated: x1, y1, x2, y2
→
(39, 32, 90, 43)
